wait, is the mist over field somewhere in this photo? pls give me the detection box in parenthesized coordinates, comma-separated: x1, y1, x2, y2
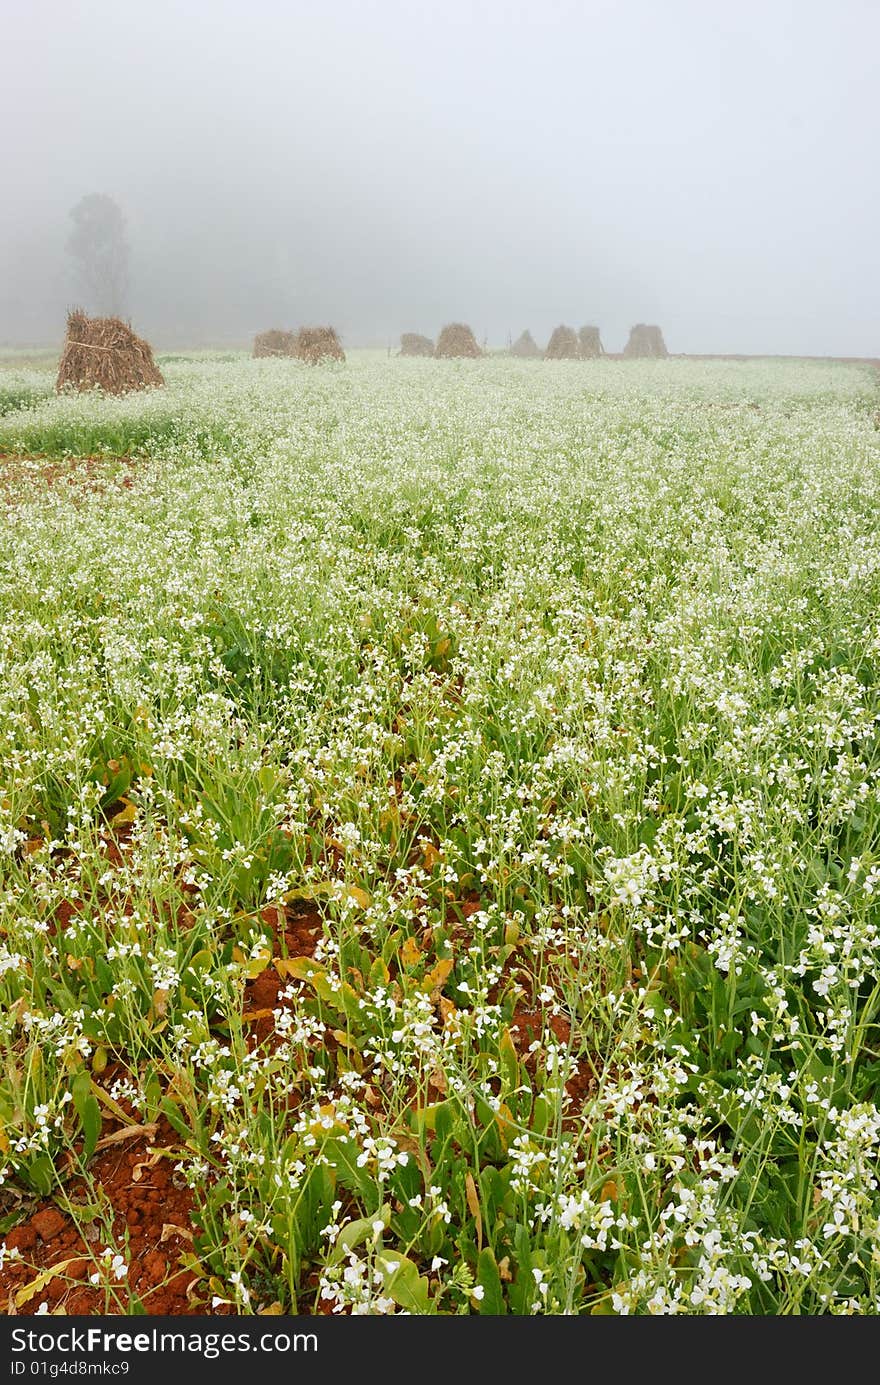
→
(2, 0, 879, 353)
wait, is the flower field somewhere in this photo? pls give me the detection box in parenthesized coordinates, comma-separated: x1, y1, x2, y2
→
(1, 351, 879, 1314)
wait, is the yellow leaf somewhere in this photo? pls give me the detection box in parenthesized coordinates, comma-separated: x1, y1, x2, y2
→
(438, 996, 457, 1026)
(232, 945, 272, 980)
(90, 1083, 136, 1124)
(600, 1179, 618, 1203)
(274, 956, 326, 982)
(591, 1297, 616, 1315)
(421, 957, 454, 999)
(308, 1103, 348, 1139)
(110, 799, 138, 827)
(401, 936, 422, 969)
(283, 882, 334, 903)
(15, 1258, 82, 1308)
(420, 841, 443, 870)
(495, 1102, 515, 1151)
(345, 885, 371, 910)
(91, 1046, 108, 1075)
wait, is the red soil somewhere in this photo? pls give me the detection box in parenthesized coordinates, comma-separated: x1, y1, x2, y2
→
(0, 1117, 204, 1316)
(510, 1005, 596, 1113)
(0, 454, 136, 505)
(242, 905, 322, 1046)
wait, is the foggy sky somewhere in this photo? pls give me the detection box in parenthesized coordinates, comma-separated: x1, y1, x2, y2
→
(2, 0, 878, 354)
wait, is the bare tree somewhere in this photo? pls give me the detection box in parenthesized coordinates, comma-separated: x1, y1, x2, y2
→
(67, 194, 129, 317)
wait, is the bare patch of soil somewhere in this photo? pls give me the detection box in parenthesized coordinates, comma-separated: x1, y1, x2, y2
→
(0, 1117, 205, 1316)
(241, 904, 322, 1046)
(510, 1005, 597, 1114)
(0, 454, 136, 505)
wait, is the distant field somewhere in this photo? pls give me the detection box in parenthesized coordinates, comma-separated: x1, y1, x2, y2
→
(1, 353, 879, 1315)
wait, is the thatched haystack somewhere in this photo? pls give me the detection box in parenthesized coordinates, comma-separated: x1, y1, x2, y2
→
(511, 330, 540, 358)
(56, 310, 163, 395)
(292, 326, 345, 363)
(400, 332, 434, 357)
(434, 323, 481, 358)
(544, 325, 580, 360)
(623, 324, 668, 358)
(578, 325, 604, 358)
(253, 328, 297, 358)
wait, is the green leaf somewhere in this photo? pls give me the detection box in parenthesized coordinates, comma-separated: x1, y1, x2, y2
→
(476, 1247, 506, 1314)
(498, 1027, 520, 1093)
(330, 1205, 391, 1263)
(71, 1071, 102, 1160)
(325, 1136, 380, 1204)
(161, 1096, 194, 1143)
(376, 1253, 431, 1313)
(531, 1093, 551, 1137)
(23, 1154, 55, 1196)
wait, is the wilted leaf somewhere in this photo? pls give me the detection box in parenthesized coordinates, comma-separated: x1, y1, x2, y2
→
(401, 936, 422, 969)
(438, 996, 457, 1026)
(420, 841, 442, 870)
(15, 1258, 82, 1308)
(110, 799, 138, 827)
(345, 885, 371, 910)
(274, 956, 326, 982)
(421, 957, 454, 999)
(160, 1223, 194, 1243)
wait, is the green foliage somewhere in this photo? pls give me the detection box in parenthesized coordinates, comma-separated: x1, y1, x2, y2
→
(1, 352, 879, 1314)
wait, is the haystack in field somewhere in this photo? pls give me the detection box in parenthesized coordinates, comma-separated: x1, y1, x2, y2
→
(544, 325, 580, 360)
(578, 325, 604, 358)
(623, 323, 668, 358)
(434, 323, 481, 358)
(253, 328, 297, 358)
(400, 332, 434, 356)
(56, 310, 163, 394)
(511, 330, 540, 358)
(292, 326, 345, 363)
